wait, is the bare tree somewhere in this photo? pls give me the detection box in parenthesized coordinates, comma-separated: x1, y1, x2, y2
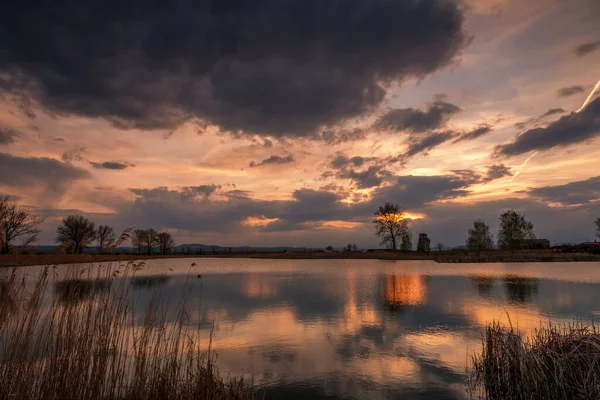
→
(373, 203, 409, 251)
(157, 232, 175, 255)
(467, 219, 494, 255)
(131, 229, 146, 254)
(416, 233, 431, 253)
(345, 244, 358, 251)
(96, 225, 115, 253)
(139, 229, 158, 255)
(596, 217, 600, 240)
(0, 195, 42, 254)
(497, 210, 535, 250)
(436, 242, 444, 252)
(56, 215, 96, 254)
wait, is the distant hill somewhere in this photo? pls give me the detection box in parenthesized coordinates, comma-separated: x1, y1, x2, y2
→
(174, 243, 313, 253)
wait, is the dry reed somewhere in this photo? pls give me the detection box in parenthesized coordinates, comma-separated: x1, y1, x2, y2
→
(0, 262, 256, 400)
(468, 319, 600, 399)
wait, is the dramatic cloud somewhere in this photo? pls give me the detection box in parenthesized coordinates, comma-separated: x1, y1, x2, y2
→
(371, 174, 473, 210)
(540, 108, 566, 118)
(90, 161, 134, 170)
(374, 101, 462, 133)
(494, 97, 600, 156)
(483, 164, 512, 182)
(0, 0, 467, 137)
(249, 155, 294, 168)
(0, 153, 90, 197)
(327, 154, 391, 189)
(401, 131, 456, 161)
(61, 148, 87, 162)
(0, 127, 22, 145)
(317, 128, 366, 145)
(574, 40, 600, 57)
(528, 176, 600, 205)
(557, 86, 585, 97)
(453, 125, 493, 143)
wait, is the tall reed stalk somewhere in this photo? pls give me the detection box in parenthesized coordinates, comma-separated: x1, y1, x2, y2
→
(0, 262, 255, 400)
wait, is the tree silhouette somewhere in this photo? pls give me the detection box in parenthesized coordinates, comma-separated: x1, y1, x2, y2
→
(96, 225, 115, 253)
(467, 219, 494, 254)
(0, 195, 42, 254)
(416, 233, 431, 253)
(131, 229, 146, 253)
(497, 210, 535, 250)
(373, 203, 409, 250)
(595, 217, 600, 240)
(400, 231, 412, 252)
(157, 232, 175, 255)
(56, 215, 96, 254)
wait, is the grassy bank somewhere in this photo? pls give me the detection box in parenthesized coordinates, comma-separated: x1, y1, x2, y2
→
(468, 320, 600, 399)
(437, 252, 600, 263)
(0, 263, 256, 400)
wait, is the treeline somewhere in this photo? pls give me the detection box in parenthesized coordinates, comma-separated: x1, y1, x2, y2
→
(55, 216, 176, 255)
(374, 203, 600, 253)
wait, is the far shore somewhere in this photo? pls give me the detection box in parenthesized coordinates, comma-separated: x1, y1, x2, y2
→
(1, 250, 600, 268)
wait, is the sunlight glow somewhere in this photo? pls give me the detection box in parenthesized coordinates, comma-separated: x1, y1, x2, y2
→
(241, 216, 279, 227)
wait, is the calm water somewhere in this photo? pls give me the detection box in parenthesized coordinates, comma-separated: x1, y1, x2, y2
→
(6, 259, 600, 399)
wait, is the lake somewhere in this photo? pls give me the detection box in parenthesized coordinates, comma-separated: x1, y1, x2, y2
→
(4, 258, 600, 399)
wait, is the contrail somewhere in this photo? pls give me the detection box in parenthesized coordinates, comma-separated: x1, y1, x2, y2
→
(510, 78, 599, 182)
(510, 151, 538, 182)
(576, 79, 600, 113)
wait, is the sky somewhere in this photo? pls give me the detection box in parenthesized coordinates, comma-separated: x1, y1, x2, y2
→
(1, 0, 599, 248)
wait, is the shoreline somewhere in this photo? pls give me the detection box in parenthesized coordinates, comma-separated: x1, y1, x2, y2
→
(2, 251, 600, 267)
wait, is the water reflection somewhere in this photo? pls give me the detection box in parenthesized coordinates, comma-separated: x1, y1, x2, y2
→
(12, 260, 600, 400)
(470, 274, 495, 297)
(382, 274, 429, 311)
(504, 275, 538, 304)
(130, 275, 171, 288)
(54, 278, 111, 303)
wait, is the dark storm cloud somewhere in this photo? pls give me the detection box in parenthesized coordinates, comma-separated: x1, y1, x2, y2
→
(494, 97, 600, 156)
(0, 153, 90, 196)
(557, 86, 585, 97)
(453, 125, 493, 143)
(89, 161, 134, 170)
(0, 0, 468, 137)
(528, 176, 600, 205)
(483, 164, 512, 182)
(574, 40, 600, 57)
(374, 101, 462, 133)
(249, 155, 294, 168)
(0, 127, 22, 145)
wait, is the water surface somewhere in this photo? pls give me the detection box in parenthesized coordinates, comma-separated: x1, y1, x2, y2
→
(5, 259, 600, 399)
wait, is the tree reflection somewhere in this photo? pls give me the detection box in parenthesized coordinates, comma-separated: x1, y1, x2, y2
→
(470, 274, 495, 297)
(130, 275, 171, 288)
(504, 275, 538, 304)
(54, 279, 111, 303)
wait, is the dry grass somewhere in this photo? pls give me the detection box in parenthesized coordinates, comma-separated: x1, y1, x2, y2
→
(468, 320, 600, 399)
(0, 262, 256, 400)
